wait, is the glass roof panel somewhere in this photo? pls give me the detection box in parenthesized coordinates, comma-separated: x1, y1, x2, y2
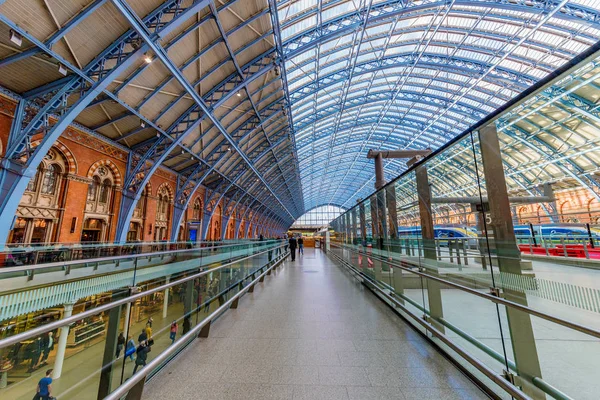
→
(276, 0, 600, 212)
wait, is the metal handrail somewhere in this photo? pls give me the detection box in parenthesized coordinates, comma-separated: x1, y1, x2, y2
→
(331, 244, 600, 339)
(1, 238, 262, 251)
(330, 250, 531, 400)
(532, 377, 574, 400)
(0, 243, 286, 349)
(0, 239, 283, 274)
(103, 251, 287, 400)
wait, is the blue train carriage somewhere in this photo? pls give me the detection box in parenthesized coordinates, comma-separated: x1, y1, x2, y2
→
(513, 224, 600, 245)
(397, 226, 478, 248)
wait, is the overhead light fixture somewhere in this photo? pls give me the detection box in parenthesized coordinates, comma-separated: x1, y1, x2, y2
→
(275, 65, 280, 76)
(140, 120, 146, 128)
(9, 29, 22, 47)
(144, 53, 152, 64)
(58, 63, 68, 76)
(156, 132, 160, 137)
(181, 150, 185, 154)
(227, 146, 231, 151)
(236, 92, 241, 97)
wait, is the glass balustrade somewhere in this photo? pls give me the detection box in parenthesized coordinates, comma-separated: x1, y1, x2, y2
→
(0, 240, 286, 399)
(326, 51, 600, 400)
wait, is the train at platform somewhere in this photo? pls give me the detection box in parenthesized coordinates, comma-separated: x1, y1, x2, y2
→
(396, 224, 600, 245)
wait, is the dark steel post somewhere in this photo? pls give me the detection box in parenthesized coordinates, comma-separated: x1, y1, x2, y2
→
(415, 164, 444, 333)
(478, 124, 544, 398)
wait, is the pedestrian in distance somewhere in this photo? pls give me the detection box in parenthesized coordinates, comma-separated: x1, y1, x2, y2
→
(27, 337, 43, 372)
(145, 322, 153, 340)
(288, 235, 297, 261)
(116, 332, 125, 358)
(125, 335, 136, 361)
(33, 368, 53, 400)
(298, 235, 304, 255)
(138, 328, 147, 343)
(170, 321, 178, 344)
(39, 331, 54, 366)
(132, 340, 150, 374)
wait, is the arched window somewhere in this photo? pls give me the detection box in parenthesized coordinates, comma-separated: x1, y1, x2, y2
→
(86, 165, 115, 215)
(88, 176, 100, 201)
(41, 164, 60, 194)
(193, 199, 201, 220)
(99, 178, 112, 204)
(12, 147, 69, 245)
(158, 195, 165, 214)
(155, 185, 173, 229)
(26, 166, 42, 192)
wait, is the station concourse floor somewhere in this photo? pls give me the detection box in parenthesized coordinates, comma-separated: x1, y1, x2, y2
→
(144, 248, 488, 400)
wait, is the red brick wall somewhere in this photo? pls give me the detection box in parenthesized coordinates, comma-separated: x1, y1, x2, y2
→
(0, 94, 279, 243)
(57, 179, 88, 243)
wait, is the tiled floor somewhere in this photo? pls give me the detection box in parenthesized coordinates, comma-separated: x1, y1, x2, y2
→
(143, 249, 489, 400)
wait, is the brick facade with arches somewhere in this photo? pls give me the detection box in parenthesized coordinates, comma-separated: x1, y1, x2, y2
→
(0, 95, 275, 245)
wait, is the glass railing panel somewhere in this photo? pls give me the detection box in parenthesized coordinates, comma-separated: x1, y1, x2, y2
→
(0, 240, 258, 268)
(0, 244, 285, 399)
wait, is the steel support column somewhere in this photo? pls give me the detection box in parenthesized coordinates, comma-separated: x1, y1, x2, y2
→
(359, 202, 366, 246)
(478, 124, 543, 398)
(415, 164, 444, 333)
(97, 292, 126, 400)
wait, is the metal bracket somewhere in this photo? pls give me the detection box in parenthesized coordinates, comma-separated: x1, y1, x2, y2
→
(502, 370, 520, 386)
(129, 286, 141, 295)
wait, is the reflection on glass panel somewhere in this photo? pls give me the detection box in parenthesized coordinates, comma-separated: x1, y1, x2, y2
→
(326, 51, 600, 399)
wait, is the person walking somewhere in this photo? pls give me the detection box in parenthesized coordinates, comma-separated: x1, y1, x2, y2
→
(144, 322, 153, 340)
(298, 236, 304, 255)
(132, 341, 150, 374)
(125, 336, 136, 361)
(288, 235, 297, 261)
(169, 321, 178, 344)
(39, 331, 54, 366)
(27, 337, 43, 372)
(33, 369, 53, 400)
(138, 328, 147, 343)
(116, 332, 125, 358)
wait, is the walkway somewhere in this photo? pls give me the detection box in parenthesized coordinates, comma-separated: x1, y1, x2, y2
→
(143, 249, 488, 400)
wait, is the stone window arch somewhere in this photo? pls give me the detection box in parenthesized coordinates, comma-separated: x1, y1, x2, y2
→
(155, 183, 174, 240)
(11, 148, 69, 244)
(86, 164, 116, 215)
(193, 198, 202, 220)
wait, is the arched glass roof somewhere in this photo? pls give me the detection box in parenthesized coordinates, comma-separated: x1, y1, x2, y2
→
(276, 0, 600, 210)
